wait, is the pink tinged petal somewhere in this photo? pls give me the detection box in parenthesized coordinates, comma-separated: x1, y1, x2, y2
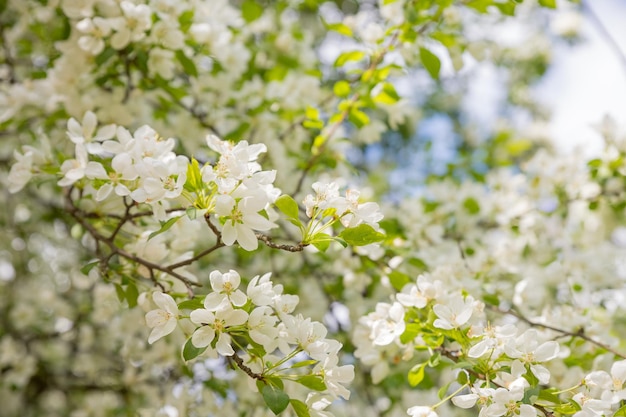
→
(216, 333, 234, 356)
(191, 326, 215, 348)
(235, 223, 258, 251)
(534, 341, 559, 362)
(190, 309, 215, 325)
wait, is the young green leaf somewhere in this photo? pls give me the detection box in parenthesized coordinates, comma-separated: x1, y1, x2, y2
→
(148, 215, 183, 240)
(419, 47, 441, 80)
(80, 260, 100, 275)
(182, 336, 207, 361)
(408, 362, 427, 387)
(275, 195, 300, 220)
(175, 50, 198, 78)
(241, 0, 263, 22)
(295, 375, 327, 391)
(338, 224, 385, 246)
(259, 383, 290, 415)
(334, 50, 366, 67)
(290, 399, 311, 417)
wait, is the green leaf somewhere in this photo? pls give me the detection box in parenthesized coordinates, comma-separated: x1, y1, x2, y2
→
(80, 260, 99, 275)
(178, 10, 195, 32)
(374, 82, 400, 104)
(182, 336, 207, 361)
(148, 215, 183, 240)
(463, 197, 480, 215)
(311, 237, 331, 252)
(296, 375, 327, 391)
(400, 323, 420, 344)
(333, 80, 351, 98)
(185, 158, 204, 193)
(290, 399, 311, 417)
(114, 283, 125, 303)
(175, 50, 198, 78)
(389, 270, 411, 291)
(177, 298, 204, 310)
(419, 47, 441, 80)
(614, 404, 626, 417)
(437, 381, 452, 399)
(241, 0, 263, 22)
(126, 281, 139, 308)
(338, 224, 385, 246)
(291, 359, 318, 368)
(95, 47, 116, 66)
(408, 362, 427, 387)
(334, 50, 366, 67)
(259, 383, 290, 415)
(349, 107, 370, 128)
(327, 22, 353, 37)
(275, 195, 300, 220)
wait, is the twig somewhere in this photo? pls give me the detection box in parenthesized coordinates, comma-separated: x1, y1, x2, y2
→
(490, 305, 626, 359)
(66, 193, 201, 290)
(256, 233, 307, 252)
(231, 351, 265, 381)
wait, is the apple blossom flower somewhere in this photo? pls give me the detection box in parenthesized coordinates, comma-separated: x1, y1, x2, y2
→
(76, 17, 112, 55)
(214, 191, 275, 251)
(109, 1, 152, 50)
(145, 292, 179, 344)
(203, 269, 248, 309)
(407, 406, 438, 417)
(190, 303, 248, 356)
(504, 329, 559, 384)
(432, 294, 475, 330)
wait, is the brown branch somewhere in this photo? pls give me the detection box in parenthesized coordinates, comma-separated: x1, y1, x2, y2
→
(231, 351, 265, 381)
(490, 305, 626, 359)
(256, 233, 307, 252)
(167, 242, 225, 270)
(66, 193, 200, 290)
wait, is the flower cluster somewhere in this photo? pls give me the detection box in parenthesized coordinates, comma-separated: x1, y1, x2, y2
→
(303, 181, 383, 229)
(354, 268, 564, 416)
(57, 111, 188, 220)
(145, 269, 354, 416)
(201, 135, 280, 251)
